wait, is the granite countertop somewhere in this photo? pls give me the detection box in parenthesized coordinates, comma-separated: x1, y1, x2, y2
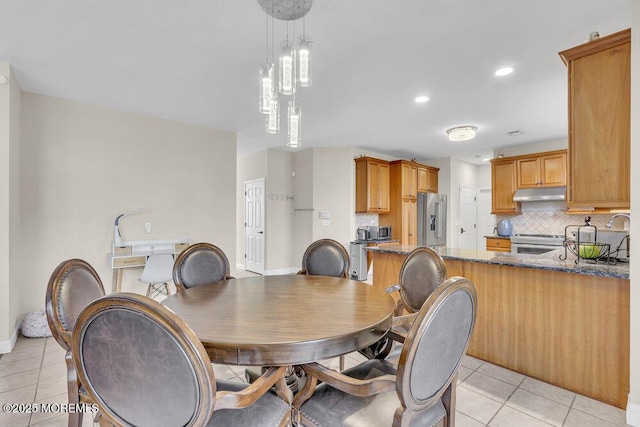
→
(365, 244, 630, 279)
(484, 235, 511, 240)
(352, 239, 400, 244)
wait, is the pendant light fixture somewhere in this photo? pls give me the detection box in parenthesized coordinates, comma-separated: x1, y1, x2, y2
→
(287, 100, 301, 147)
(297, 18, 312, 87)
(257, 0, 313, 148)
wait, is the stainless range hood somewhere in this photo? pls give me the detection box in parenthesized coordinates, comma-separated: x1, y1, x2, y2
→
(513, 186, 566, 202)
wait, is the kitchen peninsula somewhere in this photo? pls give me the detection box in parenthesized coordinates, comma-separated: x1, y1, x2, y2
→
(367, 245, 630, 408)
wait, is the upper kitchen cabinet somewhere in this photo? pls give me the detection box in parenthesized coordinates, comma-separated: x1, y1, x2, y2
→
(516, 150, 567, 189)
(417, 165, 439, 193)
(491, 158, 520, 215)
(559, 29, 630, 209)
(355, 156, 390, 213)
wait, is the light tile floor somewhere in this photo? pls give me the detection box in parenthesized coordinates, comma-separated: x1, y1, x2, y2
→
(0, 335, 631, 426)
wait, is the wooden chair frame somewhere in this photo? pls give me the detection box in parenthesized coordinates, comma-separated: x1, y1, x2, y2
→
(45, 259, 105, 427)
(72, 293, 292, 427)
(294, 277, 477, 427)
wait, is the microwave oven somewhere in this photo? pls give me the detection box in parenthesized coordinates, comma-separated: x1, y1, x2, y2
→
(369, 226, 392, 240)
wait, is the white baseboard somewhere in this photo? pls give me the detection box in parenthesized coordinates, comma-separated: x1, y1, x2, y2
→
(264, 267, 299, 276)
(236, 263, 298, 276)
(627, 398, 640, 426)
(0, 321, 21, 354)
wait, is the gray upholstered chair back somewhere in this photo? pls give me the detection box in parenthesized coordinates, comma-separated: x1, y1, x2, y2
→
(398, 247, 447, 313)
(396, 276, 477, 415)
(299, 239, 350, 278)
(72, 293, 216, 427)
(173, 243, 232, 291)
(45, 259, 106, 351)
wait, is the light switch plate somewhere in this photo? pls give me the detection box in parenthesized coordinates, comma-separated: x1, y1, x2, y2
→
(319, 211, 331, 219)
(321, 219, 330, 226)
(144, 223, 152, 234)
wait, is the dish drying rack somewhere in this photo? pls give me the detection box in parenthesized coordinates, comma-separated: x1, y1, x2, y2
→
(559, 217, 616, 265)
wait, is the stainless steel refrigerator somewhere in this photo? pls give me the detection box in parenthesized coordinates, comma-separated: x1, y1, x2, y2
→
(417, 192, 447, 247)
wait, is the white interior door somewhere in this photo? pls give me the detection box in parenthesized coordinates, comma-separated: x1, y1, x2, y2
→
(244, 178, 265, 274)
(477, 188, 496, 250)
(459, 185, 477, 250)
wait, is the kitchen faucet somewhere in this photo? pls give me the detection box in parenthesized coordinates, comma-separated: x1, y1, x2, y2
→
(606, 213, 630, 228)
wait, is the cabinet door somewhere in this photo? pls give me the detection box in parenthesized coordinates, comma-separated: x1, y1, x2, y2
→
(401, 198, 417, 245)
(368, 163, 381, 211)
(563, 31, 630, 208)
(517, 157, 541, 188)
(540, 152, 566, 187)
(417, 167, 429, 193)
(492, 160, 520, 214)
(428, 168, 438, 193)
(400, 163, 418, 199)
(378, 162, 390, 212)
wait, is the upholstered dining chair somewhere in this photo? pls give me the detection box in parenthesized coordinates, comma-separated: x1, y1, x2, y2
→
(173, 243, 234, 292)
(360, 246, 448, 360)
(72, 293, 292, 427)
(297, 238, 350, 278)
(293, 276, 477, 427)
(45, 259, 106, 427)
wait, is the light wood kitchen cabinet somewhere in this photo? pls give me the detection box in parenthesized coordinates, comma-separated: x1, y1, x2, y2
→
(417, 165, 439, 193)
(355, 157, 390, 213)
(559, 29, 630, 209)
(380, 160, 438, 244)
(516, 150, 567, 188)
(401, 199, 418, 245)
(491, 158, 520, 214)
(485, 237, 511, 252)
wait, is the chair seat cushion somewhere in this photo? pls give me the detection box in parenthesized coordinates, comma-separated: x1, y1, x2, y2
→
(299, 360, 446, 427)
(209, 380, 290, 426)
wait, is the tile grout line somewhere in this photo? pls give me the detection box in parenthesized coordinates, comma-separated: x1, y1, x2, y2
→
(482, 373, 527, 427)
(560, 393, 577, 426)
(28, 339, 48, 426)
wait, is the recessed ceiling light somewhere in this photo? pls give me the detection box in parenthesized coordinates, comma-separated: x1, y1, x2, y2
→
(414, 95, 429, 103)
(0, 74, 8, 85)
(495, 67, 514, 77)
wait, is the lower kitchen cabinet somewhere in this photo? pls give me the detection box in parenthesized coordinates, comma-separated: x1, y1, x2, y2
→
(485, 237, 511, 252)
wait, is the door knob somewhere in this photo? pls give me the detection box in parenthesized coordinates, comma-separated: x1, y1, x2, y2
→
(258, 231, 264, 234)
(460, 228, 466, 234)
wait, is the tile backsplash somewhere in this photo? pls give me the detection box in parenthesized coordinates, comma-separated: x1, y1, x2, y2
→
(355, 214, 378, 227)
(496, 211, 629, 236)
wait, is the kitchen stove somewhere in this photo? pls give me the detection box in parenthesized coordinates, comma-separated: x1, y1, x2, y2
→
(510, 234, 564, 255)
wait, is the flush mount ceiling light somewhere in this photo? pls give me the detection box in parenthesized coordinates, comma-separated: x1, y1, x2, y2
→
(257, 0, 314, 148)
(447, 126, 477, 142)
(495, 67, 514, 77)
(414, 95, 429, 103)
(0, 74, 8, 85)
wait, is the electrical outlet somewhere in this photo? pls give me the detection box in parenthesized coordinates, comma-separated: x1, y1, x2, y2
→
(144, 223, 152, 234)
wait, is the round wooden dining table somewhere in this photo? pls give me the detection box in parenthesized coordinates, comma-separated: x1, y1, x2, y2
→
(162, 274, 396, 366)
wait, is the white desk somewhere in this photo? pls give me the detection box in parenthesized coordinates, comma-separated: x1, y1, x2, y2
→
(108, 238, 190, 293)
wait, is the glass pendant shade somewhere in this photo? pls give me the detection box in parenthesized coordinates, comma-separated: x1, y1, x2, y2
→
(297, 38, 312, 87)
(265, 97, 280, 134)
(259, 62, 275, 114)
(279, 41, 295, 95)
(287, 101, 301, 147)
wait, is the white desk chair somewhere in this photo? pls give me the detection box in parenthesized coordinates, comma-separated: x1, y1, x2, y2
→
(139, 253, 175, 299)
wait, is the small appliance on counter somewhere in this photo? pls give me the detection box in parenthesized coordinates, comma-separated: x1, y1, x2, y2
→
(356, 225, 392, 241)
(496, 219, 513, 237)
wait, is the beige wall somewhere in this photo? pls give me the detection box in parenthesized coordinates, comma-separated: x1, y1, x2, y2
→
(17, 93, 237, 322)
(628, 2, 639, 424)
(265, 150, 295, 271)
(0, 63, 22, 351)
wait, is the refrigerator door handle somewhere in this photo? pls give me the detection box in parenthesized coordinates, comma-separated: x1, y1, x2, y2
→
(435, 202, 444, 239)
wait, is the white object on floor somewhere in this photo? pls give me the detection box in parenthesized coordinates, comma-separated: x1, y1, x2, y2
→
(21, 310, 53, 337)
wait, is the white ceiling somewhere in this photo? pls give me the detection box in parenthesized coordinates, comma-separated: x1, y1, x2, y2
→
(0, 0, 631, 164)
